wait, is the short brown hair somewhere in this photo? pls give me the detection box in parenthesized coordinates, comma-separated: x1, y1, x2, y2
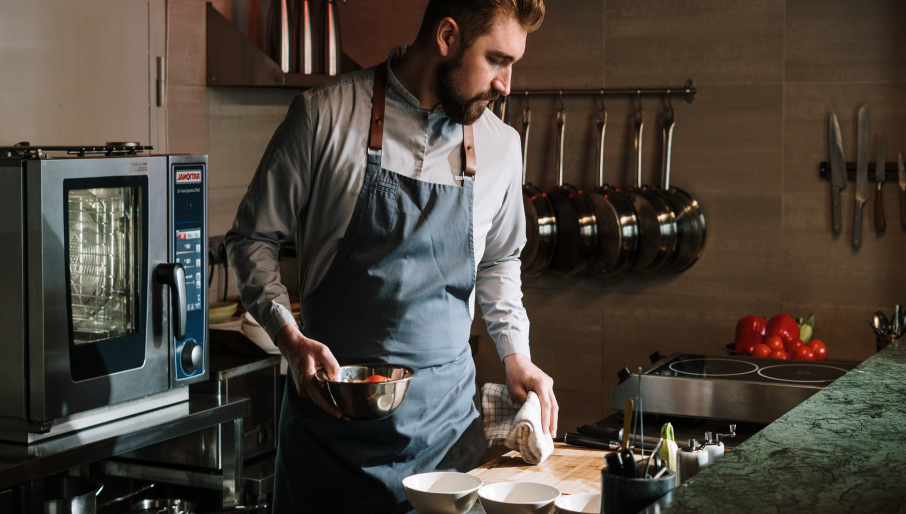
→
(415, 0, 545, 50)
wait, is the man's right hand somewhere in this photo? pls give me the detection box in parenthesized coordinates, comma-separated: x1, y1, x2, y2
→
(275, 324, 345, 419)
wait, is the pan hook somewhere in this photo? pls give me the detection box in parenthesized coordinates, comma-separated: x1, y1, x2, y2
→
(558, 90, 565, 111)
(598, 90, 607, 123)
(635, 90, 643, 115)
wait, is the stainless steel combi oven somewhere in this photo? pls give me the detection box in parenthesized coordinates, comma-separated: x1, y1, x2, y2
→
(0, 146, 209, 442)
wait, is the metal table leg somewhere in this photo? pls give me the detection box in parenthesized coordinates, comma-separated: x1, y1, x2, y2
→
(221, 416, 244, 507)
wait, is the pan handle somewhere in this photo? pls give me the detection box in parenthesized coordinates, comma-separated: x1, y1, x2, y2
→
(634, 108, 645, 188)
(521, 107, 531, 186)
(556, 107, 566, 186)
(661, 107, 675, 190)
(596, 108, 607, 187)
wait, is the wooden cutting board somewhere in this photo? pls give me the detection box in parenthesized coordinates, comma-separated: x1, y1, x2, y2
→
(467, 443, 608, 495)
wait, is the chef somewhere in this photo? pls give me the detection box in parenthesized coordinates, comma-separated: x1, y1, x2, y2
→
(225, 1, 554, 512)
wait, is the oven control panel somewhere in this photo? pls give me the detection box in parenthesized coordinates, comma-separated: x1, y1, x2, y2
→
(172, 163, 206, 381)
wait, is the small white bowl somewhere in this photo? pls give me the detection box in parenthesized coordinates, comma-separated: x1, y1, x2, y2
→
(402, 472, 483, 514)
(478, 482, 561, 514)
(554, 493, 600, 514)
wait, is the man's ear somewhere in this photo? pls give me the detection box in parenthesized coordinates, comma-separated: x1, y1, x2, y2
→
(435, 16, 460, 58)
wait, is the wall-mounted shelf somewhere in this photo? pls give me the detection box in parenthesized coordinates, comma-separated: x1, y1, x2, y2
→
(205, 3, 359, 88)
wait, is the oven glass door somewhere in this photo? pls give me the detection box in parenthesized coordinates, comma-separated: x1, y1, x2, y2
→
(64, 176, 149, 381)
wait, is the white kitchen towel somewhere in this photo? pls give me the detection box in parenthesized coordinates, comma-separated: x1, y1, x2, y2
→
(480, 383, 554, 465)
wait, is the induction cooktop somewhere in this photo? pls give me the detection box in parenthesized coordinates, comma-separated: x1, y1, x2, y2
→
(610, 353, 858, 424)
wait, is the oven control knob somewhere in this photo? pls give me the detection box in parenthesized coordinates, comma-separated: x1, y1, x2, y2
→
(182, 340, 203, 372)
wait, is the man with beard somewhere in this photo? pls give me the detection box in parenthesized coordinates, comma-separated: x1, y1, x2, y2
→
(225, 1, 554, 512)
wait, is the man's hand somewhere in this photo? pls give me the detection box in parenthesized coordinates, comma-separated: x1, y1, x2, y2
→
(503, 353, 558, 437)
(276, 324, 345, 419)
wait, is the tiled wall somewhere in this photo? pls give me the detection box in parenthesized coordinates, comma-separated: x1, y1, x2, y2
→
(171, 0, 906, 434)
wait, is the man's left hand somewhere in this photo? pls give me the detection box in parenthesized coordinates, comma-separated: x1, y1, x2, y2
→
(503, 353, 558, 437)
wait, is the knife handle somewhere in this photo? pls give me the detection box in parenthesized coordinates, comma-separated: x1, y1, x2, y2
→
(853, 203, 864, 248)
(875, 187, 886, 231)
(831, 188, 842, 234)
(900, 189, 906, 230)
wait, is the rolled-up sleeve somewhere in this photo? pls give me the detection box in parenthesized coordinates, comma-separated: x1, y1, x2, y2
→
(475, 131, 530, 361)
(225, 94, 312, 342)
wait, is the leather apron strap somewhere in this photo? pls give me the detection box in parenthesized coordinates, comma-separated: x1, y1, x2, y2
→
(370, 61, 477, 179)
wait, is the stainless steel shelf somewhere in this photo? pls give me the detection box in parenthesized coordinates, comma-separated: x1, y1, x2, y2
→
(0, 394, 249, 491)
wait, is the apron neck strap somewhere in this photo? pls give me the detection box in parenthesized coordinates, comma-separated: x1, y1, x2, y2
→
(370, 61, 477, 180)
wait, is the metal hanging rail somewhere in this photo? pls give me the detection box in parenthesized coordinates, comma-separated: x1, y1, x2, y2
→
(515, 80, 696, 103)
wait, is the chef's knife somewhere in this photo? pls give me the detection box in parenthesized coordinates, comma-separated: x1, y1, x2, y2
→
(565, 432, 659, 451)
(875, 134, 886, 231)
(853, 105, 869, 248)
(898, 152, 905, 230)
(829, 111, 847, 234)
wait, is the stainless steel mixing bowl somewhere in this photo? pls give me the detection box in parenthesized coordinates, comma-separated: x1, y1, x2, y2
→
(316, 364, 418, 420)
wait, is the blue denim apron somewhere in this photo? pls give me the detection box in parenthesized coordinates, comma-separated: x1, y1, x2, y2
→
(272, 63, 485, 514)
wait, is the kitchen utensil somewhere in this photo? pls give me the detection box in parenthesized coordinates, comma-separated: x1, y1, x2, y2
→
(565, 432, 659, 451)
(625, 108, 677, 273)
(477, 482, 561, 514)
(829, 111, 847, 234)
(638, 367, 644, 459)
(45, 476, 104, 514)
(853, 105, 869, 248)
(659, 105, 706, 273)
(893, 305, 901, 336)
(294, 0, 315, 73)
(875, 134, 886, 231)
(130, 499, 195, 514)
(545, 107, 597, 276)
(576, 423, 619, 440)
(553, 493, 600, 514)
(622, 399, 633, 450)
(316, 363, 418, 420)
(652, 467, 668, 479)
(620, 448, 639, 478)
(701, 431, 725, 463)
(322, 0, 345, 76)
(586, 107, 639, 278)
(605, 451, 624, 476)
(266, 0, 291, 73)
(876, 310, 889, 334)
(402, 472, 483, 514)
(520, 107, 557, 275)
(645, 438, 664, 477)
(600, 467, 675, 514)
(898, 152, 905, 230)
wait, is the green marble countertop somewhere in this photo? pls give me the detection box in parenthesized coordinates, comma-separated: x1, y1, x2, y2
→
(641, 341, 906, 513)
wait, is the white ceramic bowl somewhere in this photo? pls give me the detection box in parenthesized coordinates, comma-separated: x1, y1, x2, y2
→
(478, 482, 561, 514)
(208, 301, 238, 325)
(240, 312, 279, 353)
(402, 472, 483, 514)
(553, 493, 600, 514)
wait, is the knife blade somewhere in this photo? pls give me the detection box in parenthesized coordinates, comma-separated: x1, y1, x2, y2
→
(829, 111, 847, 234)
(898, 152, 905, 230)
(853, 105, 869, 248)
(875, 134, 886, 231)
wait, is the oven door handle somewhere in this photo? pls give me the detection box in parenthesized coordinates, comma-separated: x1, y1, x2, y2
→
(155, 263, 187, 340)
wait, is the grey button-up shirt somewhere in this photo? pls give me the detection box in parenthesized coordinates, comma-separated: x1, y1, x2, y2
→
(225, 49, 530, 361)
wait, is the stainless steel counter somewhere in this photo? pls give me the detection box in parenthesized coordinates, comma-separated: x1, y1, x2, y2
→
(0, 394, 248, 502)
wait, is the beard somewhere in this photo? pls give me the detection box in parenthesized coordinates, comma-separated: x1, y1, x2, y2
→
(433, 52, 500, 125)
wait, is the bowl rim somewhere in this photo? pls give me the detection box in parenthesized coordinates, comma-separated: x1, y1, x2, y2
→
(553, 492, 601, 512)
(478, 481, 562, 504)
(402, 471, 484, 494)
(315, 363, 419, 384)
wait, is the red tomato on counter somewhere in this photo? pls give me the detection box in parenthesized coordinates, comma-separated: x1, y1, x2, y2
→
(764, 336, 784, 352)
(807, 340, 828, 361)
(751, 343, 772, 358)
(765, 314, 800, 345)
(785, 338, 805, 353)
(792, 346, 816, 361)
(768, 349, 789, 359)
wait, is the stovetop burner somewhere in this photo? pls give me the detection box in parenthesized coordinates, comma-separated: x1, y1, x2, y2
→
(757, 364, 849, 383)
(668, 358, 759, 377)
